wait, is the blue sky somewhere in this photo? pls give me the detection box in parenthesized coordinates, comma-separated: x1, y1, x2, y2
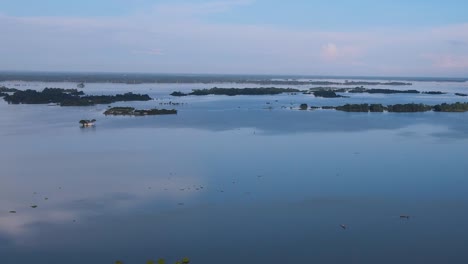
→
(0, 0, 467, 76)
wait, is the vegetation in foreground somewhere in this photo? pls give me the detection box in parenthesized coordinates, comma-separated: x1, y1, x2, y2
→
(2, 88, 151, 106)
(171, 87, 301, 96)
(104, 107, 177, 116)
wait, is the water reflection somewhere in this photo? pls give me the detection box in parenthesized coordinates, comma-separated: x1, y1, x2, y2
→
(1, 82, 468, 264)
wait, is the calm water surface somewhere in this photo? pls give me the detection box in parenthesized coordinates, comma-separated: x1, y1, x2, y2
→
(1, 81, 468, 263)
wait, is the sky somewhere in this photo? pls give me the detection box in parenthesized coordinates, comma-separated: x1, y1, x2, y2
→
(0, 0, 467, 77)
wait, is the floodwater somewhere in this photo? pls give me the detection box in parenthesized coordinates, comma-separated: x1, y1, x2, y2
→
(1, 80, 468, 264)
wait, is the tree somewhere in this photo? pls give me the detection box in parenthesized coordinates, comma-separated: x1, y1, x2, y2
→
(299, 103, 308, 110)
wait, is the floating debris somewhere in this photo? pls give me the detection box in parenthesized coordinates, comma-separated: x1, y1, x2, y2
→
(9, 211, 16, 214)
(31, 205, 38, 209)
(340, 224, 347, 230)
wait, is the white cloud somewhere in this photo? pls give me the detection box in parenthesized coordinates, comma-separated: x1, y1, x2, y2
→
(321, 43, 338, 61)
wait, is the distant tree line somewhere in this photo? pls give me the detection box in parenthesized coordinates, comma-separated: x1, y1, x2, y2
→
(104, 107, 177, 116)
(305, 102, 468, 112)
(2, 88, 151, 106)
(171, 87, 301, 96)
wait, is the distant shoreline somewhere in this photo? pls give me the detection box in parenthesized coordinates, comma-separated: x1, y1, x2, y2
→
(0, 72, 466, 84)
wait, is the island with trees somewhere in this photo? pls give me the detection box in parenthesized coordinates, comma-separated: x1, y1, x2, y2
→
(104, 107, 177, 116)
(171, 87, 302, 96)
(306, 86, 447, 95)
(305, 102, 468, 113)
(2, 88, 152, 106)
(79, 119, 96, 127)
(310, 90, 347, 98)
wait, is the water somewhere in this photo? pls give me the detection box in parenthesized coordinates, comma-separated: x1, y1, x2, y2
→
(1, 80, 468, 264)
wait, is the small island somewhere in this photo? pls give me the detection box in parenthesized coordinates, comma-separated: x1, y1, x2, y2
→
(104, 107, 177, 116)
(171, 87, 301, 96)
(311, 90, 347, 98)
(423, 91, 446, 95)
(79, 119, 96, 127)
(455, 93, 468, 97)
(2, 88, 152, 106)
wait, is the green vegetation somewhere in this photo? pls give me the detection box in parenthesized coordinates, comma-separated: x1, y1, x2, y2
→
(386, 103, 432, 112)
(369, 104, 385, 112)
(0, 86, 19, 93)
(171, 87, 301, 96)
(433, 102, 468, 112)
(343, 81, 412, 86)
(299, 103, 308, 110)
(104, 107, 177, 116)
(322, 106, 336, 109)
(170, 91, 188, 96)
(306, 102, 468, 113)
(311, 90, 345, 98)
(423, 91, 446, 95)
(348, 88, 419, 94)
(335, 104, 370, 112)
(308, 86, 419, 94)
(2, 88, 151, 106)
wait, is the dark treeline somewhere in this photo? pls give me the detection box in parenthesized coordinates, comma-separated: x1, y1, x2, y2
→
(171, 87, 301, 96)
(302, 90, 347, 98)
(0, 86, 19, 93)
(307, 103, 468, 113)
(104, 107, 177, 116)
(423, 91, 446, 95)
(309, 86, 456, 95)
(2, 88, 151, 106)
